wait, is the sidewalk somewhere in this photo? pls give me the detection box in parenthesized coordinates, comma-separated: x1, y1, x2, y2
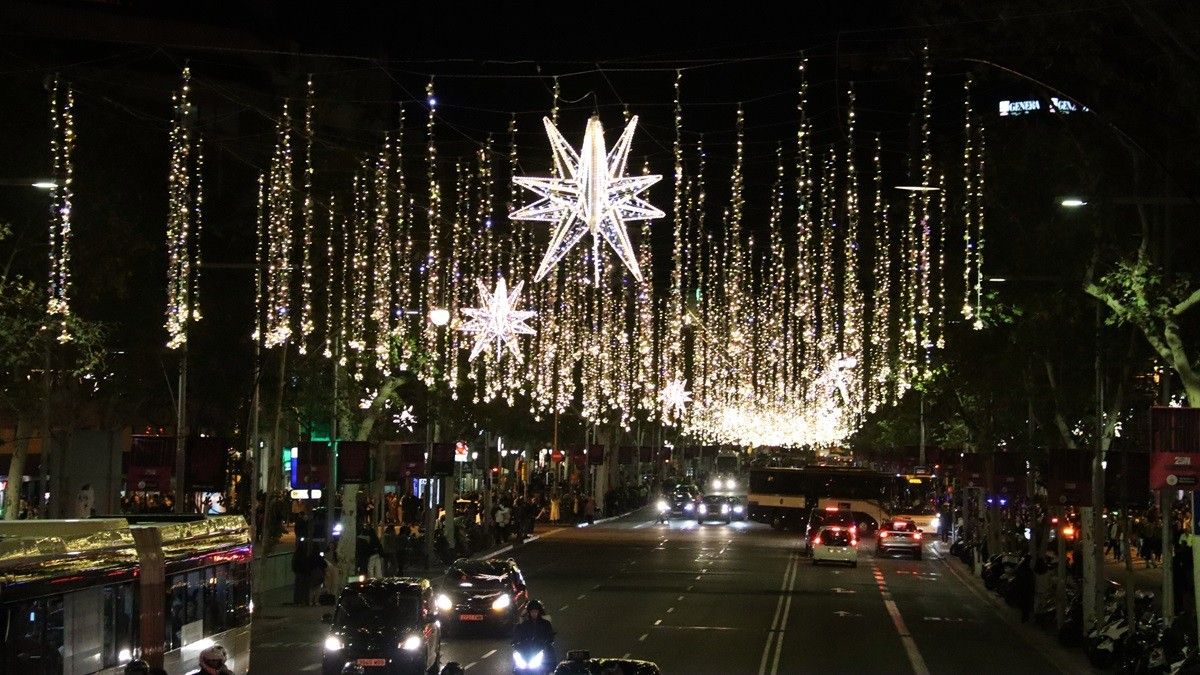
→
(933, 541, 1099, 674)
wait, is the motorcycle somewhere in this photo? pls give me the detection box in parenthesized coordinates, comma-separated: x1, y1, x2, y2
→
(512, 637, 555, 675)
(655, 499, 671, 524)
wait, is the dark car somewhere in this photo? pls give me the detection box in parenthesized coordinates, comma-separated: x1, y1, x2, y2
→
(696, 494, 733, 524)
(309, 506, 345, 546)
(666, 487, 699, 518)
(803, 507, 858, 556)
(877, 518, 924, 560)
(434, 558, 528, 633)
(552, 650, 661, 675)
(322, 578, 441, 675)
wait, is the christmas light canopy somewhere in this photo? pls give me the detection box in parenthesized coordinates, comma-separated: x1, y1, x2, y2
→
(458, 276, 536, 362)
(510, 115, 663, 283)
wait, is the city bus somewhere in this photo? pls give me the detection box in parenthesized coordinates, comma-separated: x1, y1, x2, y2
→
(748, 466, 895, 530)
(0, 515, 252, 674)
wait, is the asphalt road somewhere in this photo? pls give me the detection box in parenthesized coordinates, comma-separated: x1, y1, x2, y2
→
(250, 511, 1077, 674)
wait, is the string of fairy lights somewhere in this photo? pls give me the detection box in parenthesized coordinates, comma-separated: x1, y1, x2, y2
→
(46, 77, 76, 344)
(24, 56, 991, 448)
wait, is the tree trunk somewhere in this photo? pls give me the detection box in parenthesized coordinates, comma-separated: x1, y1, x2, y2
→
(3, 416, 32, 520)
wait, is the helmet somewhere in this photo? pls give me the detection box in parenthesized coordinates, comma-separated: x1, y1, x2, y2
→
(124, 660, 151, 675)
(341, 664, 366, 675)
(526, 599, 545, 614)
(199, 645, 228, 668)
(440, 662, 466, 675)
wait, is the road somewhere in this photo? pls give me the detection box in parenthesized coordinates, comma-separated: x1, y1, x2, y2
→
(250, 511, 1081, 674)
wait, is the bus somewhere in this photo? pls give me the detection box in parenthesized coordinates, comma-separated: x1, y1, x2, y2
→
(748, 466, 895, 530)
(0, 515, 252, 675)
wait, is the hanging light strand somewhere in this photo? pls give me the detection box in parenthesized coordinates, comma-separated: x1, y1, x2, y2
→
(298, 76, 317, 353)
(263, 101, 295, 348)
(46, 78, 76, 343)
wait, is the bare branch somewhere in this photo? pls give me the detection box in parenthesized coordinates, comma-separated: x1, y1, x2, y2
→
(1172, 286, 1200, 316)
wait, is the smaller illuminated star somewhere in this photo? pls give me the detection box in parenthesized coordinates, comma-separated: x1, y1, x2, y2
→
(458, 277, 537, 362)
(660, 378, 692, 420)
(393, 406, 417, 432)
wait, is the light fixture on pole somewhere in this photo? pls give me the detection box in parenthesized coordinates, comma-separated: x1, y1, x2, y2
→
(1060, 197, 1088, 208)
(428, 307, 451, 326)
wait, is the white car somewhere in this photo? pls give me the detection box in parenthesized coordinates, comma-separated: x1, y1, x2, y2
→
(812, 526, 858, 567)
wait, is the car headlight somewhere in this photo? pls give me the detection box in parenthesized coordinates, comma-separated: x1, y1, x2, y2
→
(324, 636, 344, 651)
(711, 479, 722, 491)
(734, 505, 745, 513)
(657, 500, 669, 512)
(492, 593, 512, 610)
(514, 650, 544, 669)
(332, 522, 343, 536)
(435, 593, 453, 612)
(721, 504, 730, 514)
(698, 504, 707, 514)
(684, 503, 694, 511)
(725, 479, 736, 490)
(400, 634, 422, 651)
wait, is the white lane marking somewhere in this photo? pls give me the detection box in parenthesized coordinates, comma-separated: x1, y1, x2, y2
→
(667, 607, 675, 613)
(757, 550, 798, 675)
(638, 633, 649, 642)
(768, 553, 798, 675)
(465, 662, 477, 670)
(592, 584, 601, 590)
(695, 575, 702, 580)
(654, 619, 662, 625)
(874, 565, 931, 675)
(300, 665, 321, 672)
(677, 595, 684, 601)
(577, 594, 587, 600)
(559, 605, 569, 611)
(687, 585, 694, 591)
(482, 649, 496, 658)
(622, 652, 632, 659)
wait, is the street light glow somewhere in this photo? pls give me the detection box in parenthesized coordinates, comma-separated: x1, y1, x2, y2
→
(428, 307, 451, 326)
(1060, 198, 1088, 207)
(31, 181, 57, 189)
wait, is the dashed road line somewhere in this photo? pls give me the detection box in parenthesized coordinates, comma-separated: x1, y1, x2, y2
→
(577, 593, 587, 600)
(482, 649, 496, 659)
(677, 595, 684, 601)
(558, 604, 569, 611)
(638, 633, 649, 642)
(873, 566, 930, 675)
(667, 607, 675, 613)
(757, 550, 799, 675)
(464, 662, 477, 670)
(654, 619, 663, 625)
(622, 652, 632, 659)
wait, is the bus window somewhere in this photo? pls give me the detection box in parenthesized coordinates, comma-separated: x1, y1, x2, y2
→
(204, 565, 229, 635)
(102, 583, 137, 669)
(2, 597, 65, 675)
(228, 560, 251, 628)
(167, 574, 186, 650)
(187, 570, 205, 631)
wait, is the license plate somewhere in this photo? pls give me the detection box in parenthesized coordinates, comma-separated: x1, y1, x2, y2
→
(356, 658, 386, 667)
(460, 613, 485, 621)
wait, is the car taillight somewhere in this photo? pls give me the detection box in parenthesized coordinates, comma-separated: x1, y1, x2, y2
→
(879, 531, 889, 538)
(914, 531, 923, 540)
(813, 536, 821, 546)
(851, 539, 857, 547)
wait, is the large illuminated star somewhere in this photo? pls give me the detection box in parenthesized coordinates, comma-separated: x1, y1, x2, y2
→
(458, 277, 537, 362)
(511, 115, 663, 283)
(660, 378, 692, 421)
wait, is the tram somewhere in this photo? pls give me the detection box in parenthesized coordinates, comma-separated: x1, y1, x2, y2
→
(0, 515, 251, 674)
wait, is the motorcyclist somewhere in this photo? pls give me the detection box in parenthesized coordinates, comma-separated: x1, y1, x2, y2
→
(513, 599, 556, 665)
(189, 645, 234, 675)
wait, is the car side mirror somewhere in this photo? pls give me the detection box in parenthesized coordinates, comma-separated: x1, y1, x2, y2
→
(321, 613, 333, 624)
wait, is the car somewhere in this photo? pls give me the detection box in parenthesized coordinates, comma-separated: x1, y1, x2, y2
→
(877, 519, 924, 559)
(803, 507, 857, 556)
(434, 558, 528, 633)
(552, 650, 662, 675)
(696, 494, 733, 524)
(321, 578, 441, 675)
(812, 526, 858, 567)
(666, 487, 700, 518)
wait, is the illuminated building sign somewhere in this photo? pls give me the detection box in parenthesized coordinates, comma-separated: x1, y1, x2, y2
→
(998, 97, 1087, 117)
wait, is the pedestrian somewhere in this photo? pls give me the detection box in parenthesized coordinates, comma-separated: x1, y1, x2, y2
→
(307, 543, 327, 605)
(495, 501, 512, 542)
(291, 539, 313, 605)
(584, 495, 595, 526)
(366, 526, 384, 578)
(381, 524, 400, 576)
(323, 545, 342, 602)
(188, 644, 234, 675)
(549, 493, 560, 523)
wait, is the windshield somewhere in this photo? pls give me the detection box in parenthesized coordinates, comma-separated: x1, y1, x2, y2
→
(335, 588, 420, 628)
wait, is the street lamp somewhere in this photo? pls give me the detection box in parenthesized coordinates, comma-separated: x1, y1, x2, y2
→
(31, 181, 57, 190)
(1060, 197, 1088, 208)
(428, 308, 450, 326)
